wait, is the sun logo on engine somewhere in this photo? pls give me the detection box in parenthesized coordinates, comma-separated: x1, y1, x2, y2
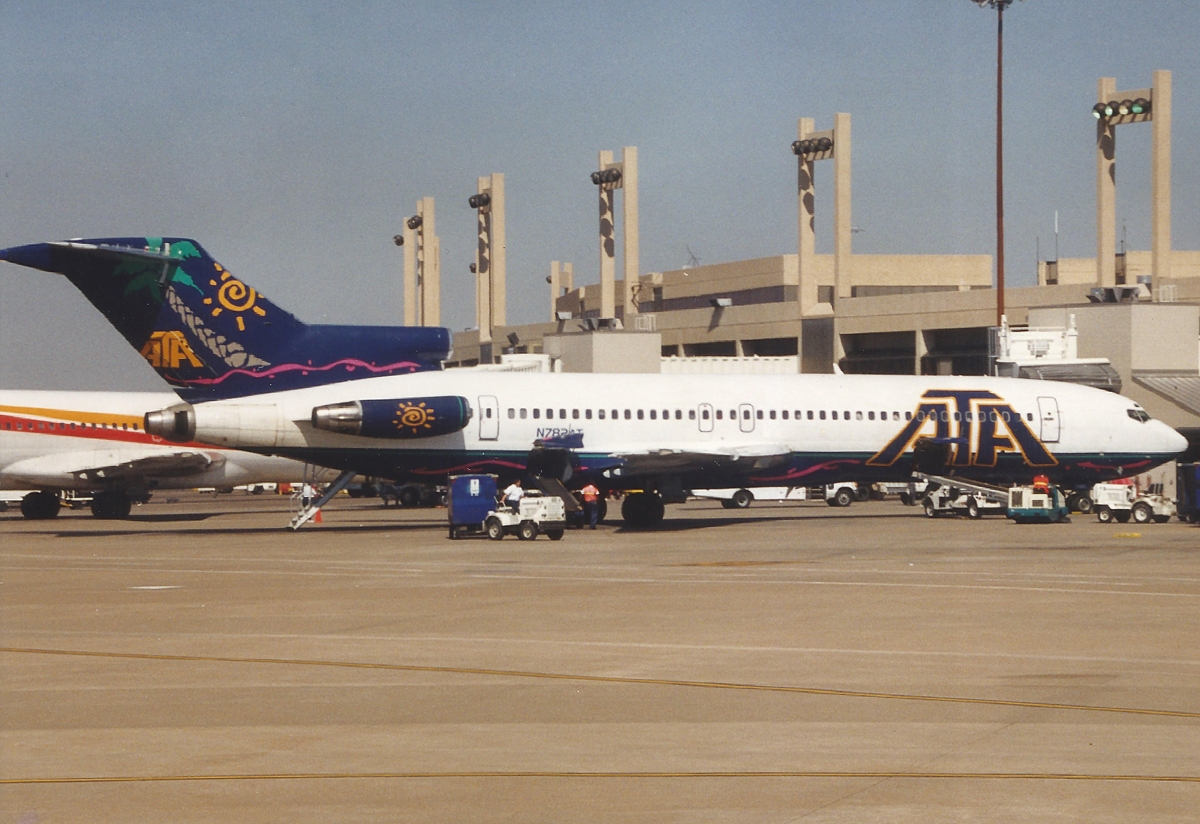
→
(394, 402, 436, 434)
(202, 265, 267, 331)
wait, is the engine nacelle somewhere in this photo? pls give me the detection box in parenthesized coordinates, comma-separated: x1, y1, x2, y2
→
(145, 403, 291, 447)
(311, 396, 471, 439)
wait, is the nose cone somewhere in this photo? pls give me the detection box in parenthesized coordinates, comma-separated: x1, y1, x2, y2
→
(1162, 423, 1189, 457)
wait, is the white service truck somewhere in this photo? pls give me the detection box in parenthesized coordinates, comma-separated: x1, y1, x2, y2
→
(1091, 483, 1175, 524)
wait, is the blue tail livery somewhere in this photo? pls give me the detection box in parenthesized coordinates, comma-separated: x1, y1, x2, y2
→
(0, 237, 451, 402)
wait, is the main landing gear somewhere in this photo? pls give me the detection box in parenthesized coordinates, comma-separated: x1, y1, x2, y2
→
(621, 491, 665, 529)
(20, 490, 61, 520)
(90, 490, 133, 520)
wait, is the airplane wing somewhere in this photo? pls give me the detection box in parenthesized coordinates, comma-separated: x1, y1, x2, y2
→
(2, 448, 222, 487)
(609, 443, 792, 476)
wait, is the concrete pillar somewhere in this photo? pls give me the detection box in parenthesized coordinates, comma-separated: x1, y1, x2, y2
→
(490, 174, 506, 328)
(416, 197, 439, 326)
(1096, 76, 1117, 288)
(1151, 69, 1172, 288)
(833, 113, 852, 301)
(549, 261, 561, 321)
(796, 117, 818, 316)
(597, 149, 616, 320)
(622, 146, 639, 320)
(402, 221, 417, 326)
(914, 329, 928, 376)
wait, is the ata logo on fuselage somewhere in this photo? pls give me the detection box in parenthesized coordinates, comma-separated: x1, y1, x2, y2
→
(140, 331, 204, 370)
(867, 390, 1056, 468)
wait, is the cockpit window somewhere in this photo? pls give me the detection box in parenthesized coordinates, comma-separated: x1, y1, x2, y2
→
(1127, 408, 1151, 423)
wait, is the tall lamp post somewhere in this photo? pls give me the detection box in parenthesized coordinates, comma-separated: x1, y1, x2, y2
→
(969, 0, 1022, 328)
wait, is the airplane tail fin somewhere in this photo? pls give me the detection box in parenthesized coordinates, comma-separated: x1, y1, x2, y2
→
(0, 237, 451, 402)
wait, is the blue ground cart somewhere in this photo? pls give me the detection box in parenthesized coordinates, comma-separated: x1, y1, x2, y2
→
(446, 474, 499, 539)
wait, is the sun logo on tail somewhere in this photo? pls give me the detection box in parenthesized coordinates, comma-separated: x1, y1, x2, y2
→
(203, 265, 267, 331)
(394, 402, 436, 435)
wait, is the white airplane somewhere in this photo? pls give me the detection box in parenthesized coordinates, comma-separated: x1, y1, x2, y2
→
(0, 390, 335, 519)
(2, 237, 1187, 528)
(139, 369, 1188, 526)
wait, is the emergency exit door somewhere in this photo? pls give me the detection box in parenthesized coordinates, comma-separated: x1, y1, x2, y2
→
(1037, 396, 1060, 443)
(478, 395, 499, 440)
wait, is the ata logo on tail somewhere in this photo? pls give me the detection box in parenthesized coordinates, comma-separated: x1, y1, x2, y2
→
(140, 331, 204, 370)
(867, 390, 1057, 468)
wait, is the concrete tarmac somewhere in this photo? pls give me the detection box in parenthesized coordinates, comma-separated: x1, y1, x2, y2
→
(2, 492, 1199, 822)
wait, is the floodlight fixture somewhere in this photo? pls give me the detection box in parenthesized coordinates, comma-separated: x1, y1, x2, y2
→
(406, 215, 423, 230)
(392, 234, 404, 246)
(710, 297, 732, 308)
(590, 167, 622, 185)
(555, 311, 573, 321)
(468, 193, 491, 209)
(507, 332, 520, 346)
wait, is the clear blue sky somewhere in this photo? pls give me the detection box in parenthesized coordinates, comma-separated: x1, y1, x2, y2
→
(2, 1, 1198, 390)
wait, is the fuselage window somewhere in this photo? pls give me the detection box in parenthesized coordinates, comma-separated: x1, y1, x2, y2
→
(675, 410, 682, 420)
(806, 410, 812, 420)
(856, 411, 863, 421)
(716, 410, 723, 420)
(820, 411, 827, 421)
(756, 410, 763, 420)
(637, 409, 645, 420)
(730, 410, 738, 420)
(559, 409, 566, 419)
(868, 411, 875, 421)
(624, 409, 632, 420)
(533, 409, 541, 419)
(649, 409, 657, 420)
(598, 409, 605, 419)
(613, 409, 619, 419)
(507, 408, 514, 419)
(572, 409, 580, 419)
(546, 409, 554, 419)
(690, 410, 698, 420)
(485, 408, 493, 419)
(1026, 413, 1033, 421)
(831, 411, 838, 421)
(1127, 408, 1150, 422)
(769, 410, 776, 420)
(584, 409, 591, 420)
(664, 409, 671, 420)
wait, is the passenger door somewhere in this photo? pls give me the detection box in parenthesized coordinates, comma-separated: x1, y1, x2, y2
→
(478, 395, 499, 440)
(1037, 396, 1060, 443)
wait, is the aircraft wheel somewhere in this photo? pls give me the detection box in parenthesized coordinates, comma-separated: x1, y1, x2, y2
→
(730, 489, 753, 509)
(21, 491, 61, 520)
(398, 486, 422, 508)
(91, 491, 132, 520)
(833, 488, 854, 508)
(517, 521, 538, 541)
(899, 491, 913, 506)
(545, 528, 564, 541)
(486, 517, 505, 540)
(1096, 507, 1114, 524)
(621, 492, 665, 529)
(1131, 502, 1153, 524)
(966, 498, 982, 520)
(923, 498, 937, 518)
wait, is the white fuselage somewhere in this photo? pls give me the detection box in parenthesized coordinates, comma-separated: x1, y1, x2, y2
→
(173, 370, 1188, 489)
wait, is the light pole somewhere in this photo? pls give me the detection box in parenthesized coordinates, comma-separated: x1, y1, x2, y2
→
(969, 0, 1022, 328)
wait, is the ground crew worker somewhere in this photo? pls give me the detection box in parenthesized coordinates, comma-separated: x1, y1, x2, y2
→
(502, 479, 524, 512)
(580, 482, 601, 529)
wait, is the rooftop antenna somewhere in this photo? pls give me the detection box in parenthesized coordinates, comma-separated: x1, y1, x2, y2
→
(685, 245, 700, 268)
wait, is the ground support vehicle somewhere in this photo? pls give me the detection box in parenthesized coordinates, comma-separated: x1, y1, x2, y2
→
(1178, 464, 1200, 524)
(915, 474, 1007, 519)
(484, 492, 566, 541)
(446, 474, 567, 541)
(692, 487, 807, 509)
(807, 482, 864, 508)
(1091, 482, 1176, 524)
(1007, 486, 1071, 524)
